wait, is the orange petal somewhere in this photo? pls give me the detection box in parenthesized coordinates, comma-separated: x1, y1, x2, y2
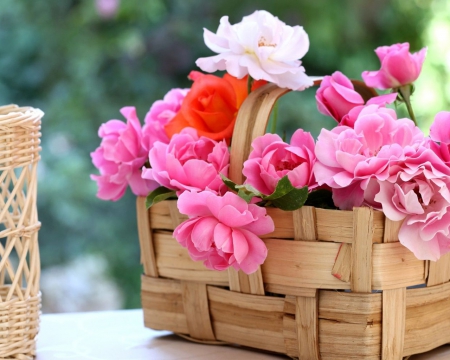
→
(223, 74, 248, 108)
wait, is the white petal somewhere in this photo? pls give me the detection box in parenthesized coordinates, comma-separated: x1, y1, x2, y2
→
(203, 28, 230, 53)
(196, 55, 227, 73)
(273, 26, 309, 61)
(271, 69, 314, 90)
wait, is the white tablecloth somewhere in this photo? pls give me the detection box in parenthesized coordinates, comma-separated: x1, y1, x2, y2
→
(36, 309, 450, 359)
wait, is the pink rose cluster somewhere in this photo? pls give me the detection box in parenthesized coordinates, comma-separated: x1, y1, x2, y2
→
(92, 8, 448, 272)
(313, 43, 450, 261)
(90, 107, 159, 201)
(91, 89, 187, 201)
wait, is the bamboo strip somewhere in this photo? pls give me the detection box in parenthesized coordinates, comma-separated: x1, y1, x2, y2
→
(141, 274, 181, 294)
(351, 207, 373, 292)
(266, 283, 317, 297)
(168, 201, 185, 227)
(383, 217, 402, 243)
(427, 253, 450, 286)
(136, 197, 158, 277)
(208, 288, 286, 353)
(319, 290, 382, 325)
(319, 320, 381, 359)
(181, 281, 216, 341)
(372, 242, 426, 290)
(261, 207, 385, 243)
(403, 282, 450, 356)
(293, 206, 317, 241)
(331, 243, 352, 282)
(318, 291, 382, 358)
(382, 288, 406, 360)
(227, 268, 265, 295)
(141, 275, 188, 334)
(212, 321, 285, 354)
(283, 315, 298, 358)
(296, 291, 320, 359)
(261, 207, 295, 239)
(149, 201, 175, 230)
(284, 296, 296, 315)
(261, 239, 350, 289)
(153, 232, 228, 285)
(158, 268, 228, 286)
(225, 84, 290, 297)
(207, 286, 284, 313)
(229, 83, 290, 185)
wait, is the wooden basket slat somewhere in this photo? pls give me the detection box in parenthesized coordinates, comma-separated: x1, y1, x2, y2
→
(141, 275, 189, 333)
(319, 320, 382, 357)
(150, 201, 387, 243)
(152, 231, 228, 285)
(403, 282, 450, 356)
(372, 242, 426, 289)
(382, 288, 406, 360)
(208, 287, 286, 353)
(181, 281, 215, 341)
(207, 285, 284, 312)
(427, 252, 450, 286)
(261, 239, 349, 290)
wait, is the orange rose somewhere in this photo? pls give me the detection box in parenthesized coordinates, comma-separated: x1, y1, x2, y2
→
(164, 71, 265, 142)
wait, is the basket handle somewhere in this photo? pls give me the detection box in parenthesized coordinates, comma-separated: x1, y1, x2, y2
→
(229, 79, 377, 185)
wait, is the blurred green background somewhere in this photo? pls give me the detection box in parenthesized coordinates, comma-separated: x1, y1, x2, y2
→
(0, 0, 447, 311)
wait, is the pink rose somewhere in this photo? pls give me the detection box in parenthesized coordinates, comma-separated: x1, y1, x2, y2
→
(141, 88, 189, 151)
(314, 104, 426, 209)
(340, 93, 398, 128)
(430, 111, 450, 144)
(430, 112, 450, 164)
(174, 191, 274, 273)
(316, 71, 398, 125)
(196, 10, 313, 91)
(243, 130, 317, 195)
(373, 149, 450, 260)
(142, 128, 229, 195)
(362, 43, 427, 90)
(91, 107, 159, 201)
(316, 71, 365, 122)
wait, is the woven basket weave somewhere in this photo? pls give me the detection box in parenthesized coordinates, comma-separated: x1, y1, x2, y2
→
(0, 104, 43, 360)
(137, 84, 450, 360)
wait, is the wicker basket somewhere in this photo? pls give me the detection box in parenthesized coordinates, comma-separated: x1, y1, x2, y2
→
(0, 104, 43, 360)
(136, 84, 450, 360)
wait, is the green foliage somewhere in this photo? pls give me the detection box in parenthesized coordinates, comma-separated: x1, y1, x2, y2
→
(222, 174, 308, 211)
(0, 0, 432, 309)
(263, 177, 308, 211)
(146, 187, 177, 209)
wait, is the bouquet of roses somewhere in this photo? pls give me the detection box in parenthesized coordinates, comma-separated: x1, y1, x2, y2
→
(91, 10, 450, 275)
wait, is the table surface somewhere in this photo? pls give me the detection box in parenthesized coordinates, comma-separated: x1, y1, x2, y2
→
(36, 309, 450, 360)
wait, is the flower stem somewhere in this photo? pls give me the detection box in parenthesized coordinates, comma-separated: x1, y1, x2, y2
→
(270, 101, 279, 134)
(398, 85, 417, 126)
(247, 75, 254, 95)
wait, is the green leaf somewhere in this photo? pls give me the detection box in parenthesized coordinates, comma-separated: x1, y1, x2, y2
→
(145, 186, 177, 209)
(264, 175, 295, 200)
(238, 188, 254, 203)
(235, 183, 263, 198)
(220, 173, 238, 192)
(221, 174, 263, 202)
(270, 186, 309, 211)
